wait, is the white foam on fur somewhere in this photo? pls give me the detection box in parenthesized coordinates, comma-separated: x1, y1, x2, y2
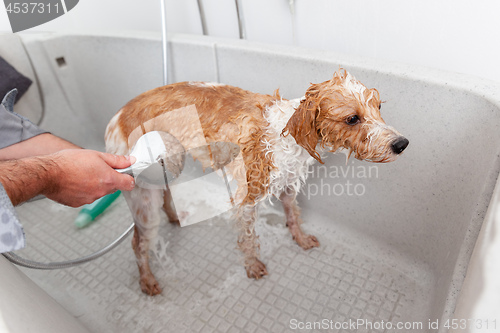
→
(262, 98, 316, 200)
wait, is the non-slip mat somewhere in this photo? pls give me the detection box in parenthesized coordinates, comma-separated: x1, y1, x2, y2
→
(15, 196, 425, 333)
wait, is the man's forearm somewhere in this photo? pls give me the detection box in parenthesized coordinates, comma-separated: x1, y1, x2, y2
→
(0, 156, 58, 206)
(0, 133, 81, 161)
(0, 149, 135, 208)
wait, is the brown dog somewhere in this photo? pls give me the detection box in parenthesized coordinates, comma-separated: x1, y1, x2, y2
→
(105, 69, 408, 295)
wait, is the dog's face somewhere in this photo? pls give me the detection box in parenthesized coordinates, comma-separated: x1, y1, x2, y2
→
(284, 70, 408, 163)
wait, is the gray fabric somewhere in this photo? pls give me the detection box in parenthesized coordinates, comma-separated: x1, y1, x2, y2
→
(0, 56, 32, 104)
(0, 89, 47, 149)
(0, 183, 25, 253)
(0, 88, 47, 252)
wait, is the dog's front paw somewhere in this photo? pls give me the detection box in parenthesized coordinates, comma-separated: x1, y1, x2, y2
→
(245, 259, 268, 280)
(295, 234, 320, 250)
(140, 274, 162, 296)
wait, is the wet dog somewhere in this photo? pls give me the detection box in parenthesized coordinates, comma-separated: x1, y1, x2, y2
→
(105, 69, 408, 295)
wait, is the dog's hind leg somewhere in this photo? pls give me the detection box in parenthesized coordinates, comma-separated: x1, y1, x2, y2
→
(280, 188, 320, 250)
(123, 187, 164, 295)
(236, 204, 268, 279)
(162, 186, 180, 225)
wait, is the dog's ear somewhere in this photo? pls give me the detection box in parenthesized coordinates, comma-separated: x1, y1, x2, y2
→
(282, 87, 324, 164)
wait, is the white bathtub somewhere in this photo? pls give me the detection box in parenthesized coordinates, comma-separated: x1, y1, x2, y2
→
(1, 32, 499, 333)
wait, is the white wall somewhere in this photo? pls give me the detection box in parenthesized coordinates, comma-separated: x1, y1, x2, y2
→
(1, 0, 500, 83)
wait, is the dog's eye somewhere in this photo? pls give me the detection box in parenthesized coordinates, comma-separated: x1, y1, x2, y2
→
(378, 103, 382, 110)
(346, 115, 360, 125)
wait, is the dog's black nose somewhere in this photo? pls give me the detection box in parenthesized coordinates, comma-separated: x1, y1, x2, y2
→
(391, 137, 409, 154)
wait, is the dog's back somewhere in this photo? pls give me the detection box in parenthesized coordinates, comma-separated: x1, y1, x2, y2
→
(106, 81, 278, 154)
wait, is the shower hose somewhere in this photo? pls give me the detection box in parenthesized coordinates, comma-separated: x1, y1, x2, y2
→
(2, 222, 134, 269)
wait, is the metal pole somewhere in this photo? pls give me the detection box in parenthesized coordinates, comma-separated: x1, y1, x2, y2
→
(160, 0, 168, 85)
(197, 0, 208, 35)
(235, 0, 246, 39)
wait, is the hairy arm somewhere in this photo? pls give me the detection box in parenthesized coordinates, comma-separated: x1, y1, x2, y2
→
(0, 156, 56, 206)
(0, 149, 135, 207)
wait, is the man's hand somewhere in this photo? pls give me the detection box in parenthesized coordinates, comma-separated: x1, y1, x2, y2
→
(0, 149, 136, 207)
(43, 149, 136, 207)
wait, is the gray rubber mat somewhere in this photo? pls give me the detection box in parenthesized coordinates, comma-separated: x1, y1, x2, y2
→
(14, 196, 428, 333)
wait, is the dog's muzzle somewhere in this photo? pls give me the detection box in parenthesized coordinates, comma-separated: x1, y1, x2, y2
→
(391, 137, 409, 154)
